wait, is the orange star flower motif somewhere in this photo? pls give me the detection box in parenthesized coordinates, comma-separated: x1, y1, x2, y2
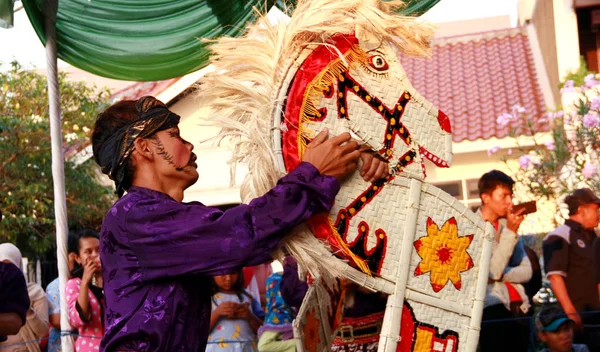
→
(413, 217, 474, 292)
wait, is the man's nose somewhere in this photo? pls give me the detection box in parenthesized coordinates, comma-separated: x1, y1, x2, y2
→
(184, 138, 194, 151)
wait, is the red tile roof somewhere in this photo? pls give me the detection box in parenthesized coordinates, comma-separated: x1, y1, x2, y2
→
(399, 27, 549, 143)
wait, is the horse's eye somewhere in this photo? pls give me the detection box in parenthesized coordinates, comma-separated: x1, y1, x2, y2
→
(369, 55, 389, 71)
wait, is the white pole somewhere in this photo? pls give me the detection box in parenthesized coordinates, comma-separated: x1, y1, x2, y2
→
(378, 178, 422, 352)
(36, 259, 42, 284)
(464, 223, 494, 351)
(43, 0, 74, 350)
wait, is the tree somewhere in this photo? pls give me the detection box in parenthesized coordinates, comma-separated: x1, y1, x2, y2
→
(0, 61, 115, 258)
(492, 71, 600, 226)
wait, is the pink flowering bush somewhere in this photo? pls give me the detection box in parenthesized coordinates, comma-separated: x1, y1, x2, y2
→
(498, 74, 600, 215)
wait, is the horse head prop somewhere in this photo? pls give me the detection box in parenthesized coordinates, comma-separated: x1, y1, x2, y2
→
(278, 28, 454, 276)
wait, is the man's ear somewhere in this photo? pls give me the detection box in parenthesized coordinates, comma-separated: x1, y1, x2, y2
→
(74, 254, 83, 265)
(480, 193, 490, 206)
(133, 137, 153, 161)
(537, 331, 547, 343)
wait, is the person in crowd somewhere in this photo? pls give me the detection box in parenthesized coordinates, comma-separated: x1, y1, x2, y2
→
(0, 261, 30, 343)
(279, 257, 308, 309)
(91, 96, 386, 351)
(243, 263, 273, 307)
(65, 230, 104, 351)
(207, 270, 264, 352)
(523, 244, 543, 303)
(257, 272, 297, 352)
(280, 256, 387, 351)
(543, 188, 600, 350)
(0, 243, 49, 352)
(475, 170, 532, 352)
(45, 233, 79, 352)
(536, 306, 589, 352)
(331, 280, 387, 351)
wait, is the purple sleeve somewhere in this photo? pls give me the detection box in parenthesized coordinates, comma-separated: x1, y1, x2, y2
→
(250, 297, 265, 320)
(280, 257, 308, 308)
(127, 162, 340, 279)
(0, 263, 30, 325)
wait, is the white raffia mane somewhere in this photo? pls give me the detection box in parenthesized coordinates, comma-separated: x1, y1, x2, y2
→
(197, 0, 434, 279)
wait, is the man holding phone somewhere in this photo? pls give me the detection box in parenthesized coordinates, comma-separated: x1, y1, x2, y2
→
(543, 188, 600, 350)
(476, 170, 533, 352)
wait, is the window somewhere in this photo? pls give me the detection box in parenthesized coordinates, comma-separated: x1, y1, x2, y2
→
(436, 182, 463, 200)
(433, 179, 481, 212)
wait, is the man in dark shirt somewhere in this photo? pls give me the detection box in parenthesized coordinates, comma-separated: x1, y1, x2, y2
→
(543, 188, 600, 349)
(0, 261, 30, 342)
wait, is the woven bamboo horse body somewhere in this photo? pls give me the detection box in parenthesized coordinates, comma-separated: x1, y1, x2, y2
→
(198, 1, 494, 351)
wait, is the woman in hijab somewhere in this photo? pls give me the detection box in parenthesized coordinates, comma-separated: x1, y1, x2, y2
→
(0, 243, 49, 352)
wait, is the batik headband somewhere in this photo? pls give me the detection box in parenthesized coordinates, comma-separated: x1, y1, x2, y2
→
(96, 96, 180, 197)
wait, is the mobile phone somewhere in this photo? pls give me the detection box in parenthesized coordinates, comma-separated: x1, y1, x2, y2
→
(512, 201, 537, 215)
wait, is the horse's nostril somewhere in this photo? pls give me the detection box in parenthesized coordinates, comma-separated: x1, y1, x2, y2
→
(437, 110, 452, 133)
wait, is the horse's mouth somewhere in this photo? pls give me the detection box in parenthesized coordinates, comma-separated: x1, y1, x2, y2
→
(419, 146, 449, 168)
(347, 122, 386, 157)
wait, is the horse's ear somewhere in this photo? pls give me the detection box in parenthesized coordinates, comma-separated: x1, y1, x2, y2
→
(354, 25, 379, 52)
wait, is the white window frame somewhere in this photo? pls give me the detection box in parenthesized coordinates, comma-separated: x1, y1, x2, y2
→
(433, 179, 481, 211)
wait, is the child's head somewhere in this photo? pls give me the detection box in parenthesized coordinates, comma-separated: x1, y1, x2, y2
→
(69, 229, 100, 278)
(536, 306, 576, 352)
(212, 270, 245, 295)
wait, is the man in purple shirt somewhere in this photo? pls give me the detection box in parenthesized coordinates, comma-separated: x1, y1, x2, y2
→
(91, 96, 385, 351)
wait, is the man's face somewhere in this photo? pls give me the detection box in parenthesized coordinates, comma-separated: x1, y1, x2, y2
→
(577, 203, 600, 229)
(481, 185, 513, 218)
(538, 322, 574, 352)
(147, 127, 199, 189)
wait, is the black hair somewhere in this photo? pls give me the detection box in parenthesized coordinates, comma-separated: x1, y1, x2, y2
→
(92, 100, 138, 196)
(536, 305, 573, 334)
(478, 170, 515, 198)
(69, 229, 100, 279)
(210, 269, 253, 305)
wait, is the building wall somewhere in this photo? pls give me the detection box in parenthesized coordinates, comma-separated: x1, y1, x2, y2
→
(532, 0, 561, 103)
(530, 0, 581, 104)
(518, 0, 538, 24)
(553, 0, 582, 78)
(170, 97, 246, 206)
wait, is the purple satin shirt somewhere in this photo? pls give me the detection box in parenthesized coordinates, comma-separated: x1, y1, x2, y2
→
(99, 162, 339, 352)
